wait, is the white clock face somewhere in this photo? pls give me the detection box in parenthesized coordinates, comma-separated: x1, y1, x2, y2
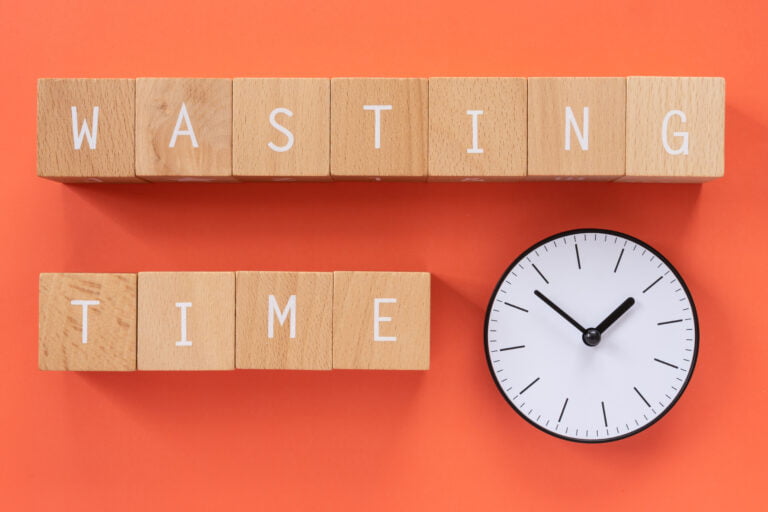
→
(485, 229, 698, 443)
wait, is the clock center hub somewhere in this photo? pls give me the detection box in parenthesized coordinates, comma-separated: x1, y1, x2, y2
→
(582, 328, 602, 347)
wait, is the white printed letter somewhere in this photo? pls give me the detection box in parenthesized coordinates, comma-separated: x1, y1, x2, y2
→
(169, 103, 199, 148)
(565, 106, 589, 151)
(363, 105, 392, 149)
(71, 300, 100, 344)
(267, 107, 295, 153)
(466, 110, 484, 154)
(268, 295, 296, 339)
(175, 302, 192, 347)
(661, 110, 689, 155)
(373, 298, 397, 342)
(71, 106, 99, 150)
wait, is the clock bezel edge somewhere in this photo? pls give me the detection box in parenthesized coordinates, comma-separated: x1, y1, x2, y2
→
(482, 227, 700, 444)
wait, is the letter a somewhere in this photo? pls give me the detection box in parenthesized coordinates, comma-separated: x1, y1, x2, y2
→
(169, 103, 199, 148)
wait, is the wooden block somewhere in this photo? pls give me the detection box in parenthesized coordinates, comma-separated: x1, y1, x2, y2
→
(623, 77, 725, 182)
(330, 78, 428, 180)
(37, 79, 140, 183)
(137, 272, 235, 370)
(429, 77, 527, 181)
(332, 272, 430, 370)
(236, 272, 333, 369)
(233, 78, 330, 181)
(135, 78, 233, 181)
(38, 273, 137, 371)
(528, 77, 626, 180)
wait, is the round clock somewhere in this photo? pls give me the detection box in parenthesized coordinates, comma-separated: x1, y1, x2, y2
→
(484, 229, 698, 443)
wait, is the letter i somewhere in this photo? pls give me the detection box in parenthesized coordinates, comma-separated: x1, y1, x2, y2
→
(175, 302, 192, 346)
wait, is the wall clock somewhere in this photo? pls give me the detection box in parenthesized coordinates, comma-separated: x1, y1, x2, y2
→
(484, 229, 698, 442)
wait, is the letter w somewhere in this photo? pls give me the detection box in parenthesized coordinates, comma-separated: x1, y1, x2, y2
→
(71, 106, 99, 150)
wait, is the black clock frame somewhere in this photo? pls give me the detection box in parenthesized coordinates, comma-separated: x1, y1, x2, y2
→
(483, 228, 700, 443)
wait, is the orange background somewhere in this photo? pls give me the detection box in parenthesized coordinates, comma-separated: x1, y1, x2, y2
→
(1, 0, 766, 509)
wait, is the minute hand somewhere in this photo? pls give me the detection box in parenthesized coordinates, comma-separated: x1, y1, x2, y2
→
(534, 290, 586, 333)
(595, 297, 636, 333)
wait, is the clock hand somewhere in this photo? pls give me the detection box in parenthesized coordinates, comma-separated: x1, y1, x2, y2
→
(533, 290, 586, 333)
(595, 297, 636, 334)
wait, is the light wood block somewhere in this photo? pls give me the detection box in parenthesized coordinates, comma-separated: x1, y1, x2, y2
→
(233, 78, 330, 181)
(623, 77, 725, 182)
(330, 78, 428, 180)
(528, 77, 626, 180)
(37, 79, 140, 183)
(332, 272, 430, 370)
(236, 272, 333, 369)
(136, 78, 233, 181)
(429, 77, 527, 181)
(39, 273, 137, 371)
(137, 272, 235, 370)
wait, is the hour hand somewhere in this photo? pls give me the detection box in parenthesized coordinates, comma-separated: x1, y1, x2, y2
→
(595, 297, 635, 333)
(534, 290, 585, 333)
